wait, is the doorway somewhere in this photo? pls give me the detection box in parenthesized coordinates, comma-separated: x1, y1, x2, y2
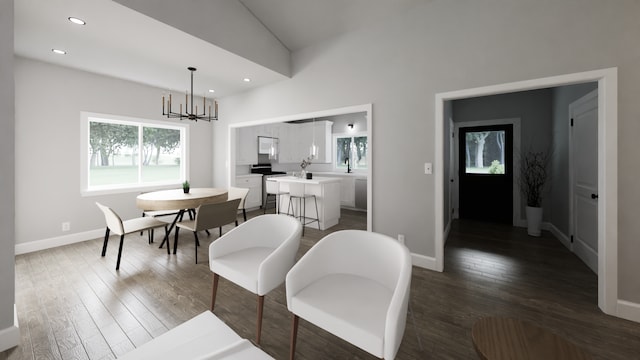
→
(458, 124, 513, 224)
(434, 68, 618, 316)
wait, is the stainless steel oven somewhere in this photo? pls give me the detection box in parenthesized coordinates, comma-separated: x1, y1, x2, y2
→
(250, 164, 286, 208)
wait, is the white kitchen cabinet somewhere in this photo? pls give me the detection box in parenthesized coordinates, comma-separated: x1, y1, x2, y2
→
(236, 127, 258, 165)
(310, 120, 333, 163)
(277, 121, 333, 164)
(235, 174, 262, 209)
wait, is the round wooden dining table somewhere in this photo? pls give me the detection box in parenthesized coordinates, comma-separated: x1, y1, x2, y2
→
(136, 188, 228, 211)
(136, 188, 228, 249)
(471, 317, 592, 360)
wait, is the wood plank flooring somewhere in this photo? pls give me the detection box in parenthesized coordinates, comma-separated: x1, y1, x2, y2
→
(3, 213, 640, 359)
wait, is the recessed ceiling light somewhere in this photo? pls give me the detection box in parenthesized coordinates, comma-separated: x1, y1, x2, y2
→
(243, 78, 251, 82)
(68, 17, 86, 25)
(52, 49, 67, 55)
(208, 89, 215, 93)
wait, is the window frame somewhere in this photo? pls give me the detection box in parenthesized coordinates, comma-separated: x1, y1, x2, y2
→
(333, 131, 368, 173)
(80, 112, 189, 196)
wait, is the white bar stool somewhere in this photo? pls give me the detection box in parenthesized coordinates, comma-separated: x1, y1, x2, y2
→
(264, 179, 288, 214)
(287, 182, 320, 236)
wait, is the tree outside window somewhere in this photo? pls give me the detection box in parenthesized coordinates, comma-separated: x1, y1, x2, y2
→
(86, 116, 186, 189)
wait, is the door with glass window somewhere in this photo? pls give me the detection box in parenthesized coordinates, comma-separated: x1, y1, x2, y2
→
(458, 125, 513, 223)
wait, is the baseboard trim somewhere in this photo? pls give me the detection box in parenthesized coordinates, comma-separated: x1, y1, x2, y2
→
(0, 305, 20, 352)
(443, 220, 451, 245)
(548, 223, 571, 250)
(617, 300, 640, 323)
(15, 229, 104, 255)
(411, 253, 437, 271)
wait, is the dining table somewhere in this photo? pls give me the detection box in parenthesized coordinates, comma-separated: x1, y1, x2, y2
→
(136, 188, 228, 249)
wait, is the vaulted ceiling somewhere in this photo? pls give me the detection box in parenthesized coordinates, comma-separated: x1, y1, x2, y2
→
(14, 0, 418, 97)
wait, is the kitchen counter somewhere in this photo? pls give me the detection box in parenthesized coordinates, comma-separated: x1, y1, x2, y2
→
(313, 172, 367, 179)
(271, 176, 341, 185)
(269, 176, 341, 230)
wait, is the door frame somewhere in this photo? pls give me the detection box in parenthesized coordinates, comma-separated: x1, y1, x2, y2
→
(435, 68, 618, 316)
(453, 118, 521, 226)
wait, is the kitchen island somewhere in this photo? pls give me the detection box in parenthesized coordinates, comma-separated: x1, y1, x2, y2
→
(270, 176, 341, 230)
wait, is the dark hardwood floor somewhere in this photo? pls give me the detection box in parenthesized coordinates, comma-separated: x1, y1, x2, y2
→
(3, 213, 640, 359)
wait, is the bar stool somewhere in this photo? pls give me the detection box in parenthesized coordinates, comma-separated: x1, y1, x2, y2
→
(264, 179, 288, 214)
(287, 182, 320, 236)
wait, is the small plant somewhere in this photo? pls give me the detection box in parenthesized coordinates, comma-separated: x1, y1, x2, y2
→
(300, 156, 313, 171)
(519, 151, 549, 207)
(488, 160, 505, 174)
(182, 180, 190, 193)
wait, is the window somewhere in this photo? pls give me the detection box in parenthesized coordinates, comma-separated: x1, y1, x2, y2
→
(334, 133, 368, 171)
(81, 113, 188, 195)
(464, 130, 506, 174)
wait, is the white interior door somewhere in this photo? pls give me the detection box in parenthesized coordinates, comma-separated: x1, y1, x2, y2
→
(570, 89, 598, 273)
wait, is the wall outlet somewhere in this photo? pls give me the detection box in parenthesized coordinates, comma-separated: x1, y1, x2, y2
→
(62, 222, 70, 232)
(424, 162, 432, 174)
(397, 234, 405, 245)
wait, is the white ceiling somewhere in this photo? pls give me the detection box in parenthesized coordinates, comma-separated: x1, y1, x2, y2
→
(14, 0, 418, 98)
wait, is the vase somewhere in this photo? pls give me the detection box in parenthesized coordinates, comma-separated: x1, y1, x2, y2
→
(525, 206, 543, 237)
(183, 187, 190, 194)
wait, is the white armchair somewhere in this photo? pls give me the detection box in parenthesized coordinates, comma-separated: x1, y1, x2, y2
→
(209, 214, 302, 344)
(286, 230, 412, 360)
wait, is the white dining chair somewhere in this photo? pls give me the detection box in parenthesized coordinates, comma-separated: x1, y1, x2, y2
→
(209, 214, 302, 344)
(228, 186, 250, 222)
(96, 202, 170, 270)
(286, 230, 412, 360)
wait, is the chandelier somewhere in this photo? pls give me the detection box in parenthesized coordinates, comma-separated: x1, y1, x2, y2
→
(162, 67, 218, 121)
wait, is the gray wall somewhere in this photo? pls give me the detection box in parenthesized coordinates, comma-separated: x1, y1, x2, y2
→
(13, 58, 215, 245)
(550, 82, 598, 235)
(215, 0, 640, 303)
(0, 0, 16, 345)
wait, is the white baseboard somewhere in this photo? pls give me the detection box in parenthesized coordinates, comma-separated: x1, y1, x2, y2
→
(0, 305, 19, 352)
(548, 223, 572, 250)
(411, 253, 437, 271)
(15, 229, 104, 255)
(617, 300, 640, 323)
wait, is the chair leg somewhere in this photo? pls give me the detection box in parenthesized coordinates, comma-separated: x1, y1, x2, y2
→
(256, 295, 265, 344)
(313, 195, 320, 230)
(140, 212, 146, 235)
(173, 227, 180, 254)
(219, 227, 222, 237)
(243, 209, 247, 222)
(290, 314, 299, 360)
(193, 231, 199, 264)
(206, 229, 211, 236)
(235, 220, 238, 226)
(211, 273, 219, 311)
(101, 228, 110, 256)
(115, 234, 125, 270)
(164, 226, 170, 255)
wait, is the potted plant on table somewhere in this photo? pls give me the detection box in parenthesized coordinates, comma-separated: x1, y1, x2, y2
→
(519, 150, 549, 236)
(182, 180, 190, 194)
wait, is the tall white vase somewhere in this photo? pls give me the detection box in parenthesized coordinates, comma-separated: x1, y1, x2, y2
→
(526, 206, 543, 237)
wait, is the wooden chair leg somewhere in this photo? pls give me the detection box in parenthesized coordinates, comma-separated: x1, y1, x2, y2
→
(290, 314, 299, 360)
(115, 234, 125, 270)
(256, 295, 265, 344)
(101, 228, 110, 256)
(211, 273, 219, 311)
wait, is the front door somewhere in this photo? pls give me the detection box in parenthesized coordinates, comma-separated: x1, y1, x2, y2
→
(459, 125, 513, 224)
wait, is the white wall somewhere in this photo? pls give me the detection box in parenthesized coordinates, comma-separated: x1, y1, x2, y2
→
(14, 57, 214, 246)
(0, 0, 18, 351)
(215, 0, 640, 303)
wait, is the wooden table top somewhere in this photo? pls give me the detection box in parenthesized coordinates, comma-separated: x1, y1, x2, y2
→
(136, 188, 228, 211)
(471, 317, 592, 360)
